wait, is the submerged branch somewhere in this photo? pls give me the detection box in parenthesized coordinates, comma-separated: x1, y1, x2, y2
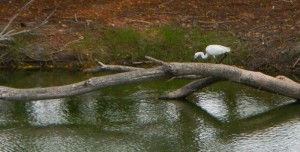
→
(161, 77, 222, 99)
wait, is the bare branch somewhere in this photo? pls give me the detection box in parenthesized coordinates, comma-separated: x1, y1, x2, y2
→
(0, 0, 35, 36)
(132, 61, 154, 65)
(125, 19, 153, 25)
(0, 4, 56, 42)
(292, 56, 300, 69)
(74, 13, 79, 22)
(145, 56, 167, 65)
(6, 7, 57, 38)
(95, 60, 106, 67)
(83, 60, 144, 73)
(159, 0, 175, 8)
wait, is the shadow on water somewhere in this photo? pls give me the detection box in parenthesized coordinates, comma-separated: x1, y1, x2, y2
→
(184, 98, 300, 135)
(224, 100, 300, 135)
(184, 81, 299, 128)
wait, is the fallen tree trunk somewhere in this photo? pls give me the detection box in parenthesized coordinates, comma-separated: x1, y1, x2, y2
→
(1, 58, 300, 101)
(0, 67, 166, 101)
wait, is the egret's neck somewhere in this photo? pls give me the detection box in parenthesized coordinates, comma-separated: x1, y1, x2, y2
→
(195, 52, 209, 59)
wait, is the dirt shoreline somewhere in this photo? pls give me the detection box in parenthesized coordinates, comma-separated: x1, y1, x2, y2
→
(0, 0, 299, 73)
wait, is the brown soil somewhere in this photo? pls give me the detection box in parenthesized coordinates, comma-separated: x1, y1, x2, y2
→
(0, 0, 299, 72)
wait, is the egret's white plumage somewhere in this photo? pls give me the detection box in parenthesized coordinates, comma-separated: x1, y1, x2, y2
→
(194, 45, 231, 60)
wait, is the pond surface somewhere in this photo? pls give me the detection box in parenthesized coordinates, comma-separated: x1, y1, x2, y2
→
(0, 70, 299, 152)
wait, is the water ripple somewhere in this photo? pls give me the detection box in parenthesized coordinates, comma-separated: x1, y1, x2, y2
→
(26, 99, 69, 126)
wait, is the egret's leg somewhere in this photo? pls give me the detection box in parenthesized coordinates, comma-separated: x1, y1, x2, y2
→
(212, 56, 217, 63)
(218, 54, 228, 64)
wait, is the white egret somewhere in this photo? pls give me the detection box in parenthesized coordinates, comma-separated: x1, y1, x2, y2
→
(194, 45, 231, 60)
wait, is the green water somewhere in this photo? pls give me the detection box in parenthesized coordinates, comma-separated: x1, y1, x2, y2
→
(0, 70, 299, 152)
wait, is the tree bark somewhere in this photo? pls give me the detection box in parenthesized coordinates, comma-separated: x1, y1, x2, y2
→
(1, 60, 300, 101)
(160, 77, 222, 100)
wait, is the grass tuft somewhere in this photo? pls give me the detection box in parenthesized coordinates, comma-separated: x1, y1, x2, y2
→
(104, 27, 141, 63)
(0, 33, 32, 65)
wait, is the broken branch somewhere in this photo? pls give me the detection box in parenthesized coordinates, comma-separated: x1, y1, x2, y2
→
(83, 60, 144, 73)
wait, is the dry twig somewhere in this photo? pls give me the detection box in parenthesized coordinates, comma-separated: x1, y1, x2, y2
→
(125, 19, 153, 25)
(159, 0, 175, 8)
(292, 57, 300, 69)
(52, 36, 84, 54)
(83, 59, 144, 73)
(0, 0, 56, 41)
(0, 0, 35, 37)
(145, 56, 167, 65)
